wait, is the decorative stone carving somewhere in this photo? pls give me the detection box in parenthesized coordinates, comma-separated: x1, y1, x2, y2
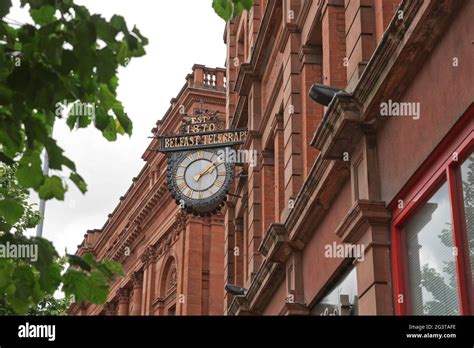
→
(117, 288, 130, 304)
(131, 271, 143, 288)
(140, 245, 157, 266)
(104, 301, 117, 316)
(166, 262, 177, 294)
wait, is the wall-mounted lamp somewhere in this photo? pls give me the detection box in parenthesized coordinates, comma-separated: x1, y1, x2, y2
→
(309, 83, 349, 106)
(224, 284, 247, 297)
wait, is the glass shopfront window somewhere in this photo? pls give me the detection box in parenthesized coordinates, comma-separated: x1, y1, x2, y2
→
(311, 267, 358, 316)
(391, 109, 474, 315)
(405, 182, 460, 315)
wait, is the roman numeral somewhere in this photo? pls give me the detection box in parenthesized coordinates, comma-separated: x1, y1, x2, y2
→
(177, 182, 186, 190)
(215, 179, 224, 188)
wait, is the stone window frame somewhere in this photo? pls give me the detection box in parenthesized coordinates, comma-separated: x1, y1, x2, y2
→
(390, 104, 474, 315)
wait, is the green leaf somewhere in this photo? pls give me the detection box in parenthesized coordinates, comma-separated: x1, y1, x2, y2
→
(70, 172, 87, 193)
(0, 259, 13, 291)
(16, 151, 44, 189)
(75, 20, 96, 50)
(0, 198, 24, 225)
(0, 0, 12, 17)
(212, 0, 234, 22)
(102, 258, 124, 277)
(110, 15, 128, 34)
(67, 254, 91, 272)
(116, 40, 129, 65)
(113, 103, 132, 135)
(212, 0, 253, 21)
(102, 117, 117, 141)
(96, 47, 116, 83)
(0, 84, 13, 105)
(7, 265, 36, 314)
(86, 271, 109, 304)
(39, 263, 62, 294)
(99, 83, 115, 110)
(62, 268, 89, 302)
(30, 5, 56, 26)
(37, 175, 66, 200)
(237, 0, 253, 10)
(132, 26, 149, 46)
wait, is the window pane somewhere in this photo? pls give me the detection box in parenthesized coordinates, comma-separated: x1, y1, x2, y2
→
(311, 266, 358, 316)
(460, 153, 474, 291)
(406, 181, 460, 315)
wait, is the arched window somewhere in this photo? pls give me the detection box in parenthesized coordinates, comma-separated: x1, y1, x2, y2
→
(160, 257, 177, 315)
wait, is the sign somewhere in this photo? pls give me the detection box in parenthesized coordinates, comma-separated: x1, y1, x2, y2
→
(159, 129, 248, 152)
(157, 106, 247, 216)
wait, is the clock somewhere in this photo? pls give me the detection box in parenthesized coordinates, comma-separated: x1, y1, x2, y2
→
(167, 148, 234, 216)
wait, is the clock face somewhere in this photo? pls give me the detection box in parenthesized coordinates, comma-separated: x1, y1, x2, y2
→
(167, 148, 234, 215)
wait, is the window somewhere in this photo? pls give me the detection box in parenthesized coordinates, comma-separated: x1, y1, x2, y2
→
(405, 182, 460, 315)
(460, 153, 474, 293)
(311, 266, 358, 316)
(391, 106, 474, 315)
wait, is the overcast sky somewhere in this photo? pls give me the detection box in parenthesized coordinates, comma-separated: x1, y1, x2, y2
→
(8, 0, 226, 254)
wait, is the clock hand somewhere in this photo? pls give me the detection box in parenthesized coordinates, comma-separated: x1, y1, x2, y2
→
(193, 159, 220, 181)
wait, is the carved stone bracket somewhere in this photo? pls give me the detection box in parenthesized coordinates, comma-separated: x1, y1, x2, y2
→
(131, 271, 144, 288)
(104, 301, 117, 316)
(335, 199, 391, 244)
(117, 288, 130, 304)
(311, 93, 364, 160)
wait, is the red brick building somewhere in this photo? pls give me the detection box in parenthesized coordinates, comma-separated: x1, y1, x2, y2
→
(223, 0, 473, 315)
(70, 0, 473, 317)
(69, 65, 228, 316)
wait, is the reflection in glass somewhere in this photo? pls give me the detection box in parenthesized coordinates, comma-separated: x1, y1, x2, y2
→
(406, 182, 460, 315)
(460, 153, 474, 292)
(311, 267, 358, 316)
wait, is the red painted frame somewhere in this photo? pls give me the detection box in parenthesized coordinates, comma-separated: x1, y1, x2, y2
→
(390, 104, 474, 315)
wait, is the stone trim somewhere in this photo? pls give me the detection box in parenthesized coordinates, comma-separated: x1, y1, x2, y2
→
(335, 200, 391, 244)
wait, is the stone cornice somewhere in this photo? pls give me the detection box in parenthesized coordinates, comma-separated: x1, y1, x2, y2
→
(335, 200, 391, 244)
(354, 0, 464, 122)
(310, 93, 363, 159)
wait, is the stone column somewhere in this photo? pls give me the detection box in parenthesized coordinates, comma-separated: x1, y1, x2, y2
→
(208, 215, 225, 315)
(261, 150, 275, 234)
(321, 0, 347, 88)
(182, 216, 203, 315)
(223, 202, 236, 313)
(117, 288, 130, 316)
(140, 246, 157, 315)
(299, 45, 323, 177)
(130, 271, 143, 315)
(233, 217, 244, 288)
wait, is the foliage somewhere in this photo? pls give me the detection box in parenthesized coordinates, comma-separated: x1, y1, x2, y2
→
(0, 164, 40, 234)
(0, 0, 148, 231)
(212, 0, 253, 21)
(0, 164, 124, 314)
(0, 294, 71, 315)
(0, 0, 147, 314)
